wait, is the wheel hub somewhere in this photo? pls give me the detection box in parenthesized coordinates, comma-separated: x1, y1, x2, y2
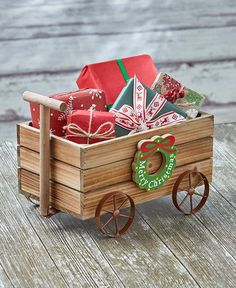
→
(189, 188, 195, 195)
(113, 209, 120, 217)
(95, 191, 136, 238)
(172, 170, 209, 215)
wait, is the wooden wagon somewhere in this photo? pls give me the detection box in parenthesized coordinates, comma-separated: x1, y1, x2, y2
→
(17, 92, 213, 237)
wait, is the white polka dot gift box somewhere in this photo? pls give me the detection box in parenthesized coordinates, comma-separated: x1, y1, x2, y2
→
(30, 89, 107, 136)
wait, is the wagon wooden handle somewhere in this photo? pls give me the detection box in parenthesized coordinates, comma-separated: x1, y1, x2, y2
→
(23, 91, 67, 217)
(23, 91, 67, 111)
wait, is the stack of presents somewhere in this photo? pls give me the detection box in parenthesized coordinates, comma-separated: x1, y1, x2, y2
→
(30, 54, 205, 144)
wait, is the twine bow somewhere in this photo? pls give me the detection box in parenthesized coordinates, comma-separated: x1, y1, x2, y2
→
(140, 135, 176, 160)
(110, 76, 185, 133)
(64, 108, 115, 144)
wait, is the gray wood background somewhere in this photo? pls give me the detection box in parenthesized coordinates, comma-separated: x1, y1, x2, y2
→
(0, 0, 236, 143)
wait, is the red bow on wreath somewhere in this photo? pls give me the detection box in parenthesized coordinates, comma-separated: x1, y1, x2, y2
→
(140, 135, 176, 160)
(163, 87, 185, 103)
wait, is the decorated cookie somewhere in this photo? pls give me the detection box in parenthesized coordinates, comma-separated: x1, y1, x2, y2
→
(132, 134, 177, 191)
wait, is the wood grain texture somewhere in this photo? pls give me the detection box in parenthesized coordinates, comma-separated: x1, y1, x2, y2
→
(1, 61, 235, 126)
(0, 143, 126, 288)
(81, 158, 212, 219)
(19, 136, 213, 192)
(1, 0, 236, 42)
(17, 122, 83, 167)
(0, 155, 69, 288)
(0, 142, 198, 288)
(211, 123, 236, 207)
(19, 157, 212, 220)
(0, 264, 14, 288)
(19, 168, 81, 216)
(0, 0, 236, 284)
(19, 146, 81, 190)
(0, 124, 235, 287)
(137, 196, 236, 288)
(83, 113, 213, 168)
(82, 135, 212, 191)
(17, 113, 213, 169)
(1, 26, 236, 76)
(17, 112, 213, 215)
(0, 0, 236, 146)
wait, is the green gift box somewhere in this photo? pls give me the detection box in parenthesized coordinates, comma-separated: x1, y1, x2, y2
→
(110, 76, 187, 137)
(152, 72, 205, 118)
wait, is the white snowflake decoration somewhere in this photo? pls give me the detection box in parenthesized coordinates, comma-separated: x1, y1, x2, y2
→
(58, 95, 74, 121)
(88, 89, 103, 100)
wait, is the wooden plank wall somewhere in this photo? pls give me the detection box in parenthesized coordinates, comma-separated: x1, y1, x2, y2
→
(0, 0, 236, 144)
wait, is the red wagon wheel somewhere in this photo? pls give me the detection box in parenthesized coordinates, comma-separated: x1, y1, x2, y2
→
(172, 170, 209, 215)
(95, 191, 135, 238)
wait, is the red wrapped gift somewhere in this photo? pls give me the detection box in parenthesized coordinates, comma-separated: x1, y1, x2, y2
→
(30, 89, 107, 136)
(64, 109, 116, 144)
(76, 54, 158, 108)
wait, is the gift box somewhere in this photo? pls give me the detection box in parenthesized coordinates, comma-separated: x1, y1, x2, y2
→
(152, 72, 205, 118)
(30, 89, 107, 136)
(76, 54, 158, 108)
(64, 109, 116, 144)
(110, 76, 187, 137)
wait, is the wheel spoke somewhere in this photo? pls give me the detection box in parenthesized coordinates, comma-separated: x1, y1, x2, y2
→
(190, 195, 193, 213)
(119, 213, 132, 219)
(113, 195, 117, 210)
(96, 192, 135, 237)
(101, 216, 113, 230)
(118, 197, 129, 209)
(178, 186, 189, 192)
(179, 193, 189, 207)
(193, 178, 204, 188)
(102, 210, 113, 215)
(189, 173, 192, 188)
(193, 191, 204, 197)
(114, 217, 119, 236)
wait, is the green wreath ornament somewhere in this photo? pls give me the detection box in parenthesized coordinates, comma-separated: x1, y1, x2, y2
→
(133, 134, 177, 191)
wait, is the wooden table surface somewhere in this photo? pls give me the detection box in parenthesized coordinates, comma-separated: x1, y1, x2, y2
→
(0, 122, 235, 288)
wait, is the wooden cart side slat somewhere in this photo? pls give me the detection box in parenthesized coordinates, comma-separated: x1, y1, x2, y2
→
(19, 146, 81, 191)
(82, 136, 213, 191)
(84, 112, 213, 150)
(19, 158, 212, 220)
(82, 114, 214, 168)
(81, 162, 212, 219)
(17, 114, 213, 169)
(19, 168, 81, 216)
(81, 158, 212, 219)
(17, 123, 83, 167)
(19, 136, 213, 192)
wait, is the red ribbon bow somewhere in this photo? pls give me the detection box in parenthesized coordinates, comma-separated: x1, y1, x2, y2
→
(140, 135, 176, 160)
(163, 87, 185, 103)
